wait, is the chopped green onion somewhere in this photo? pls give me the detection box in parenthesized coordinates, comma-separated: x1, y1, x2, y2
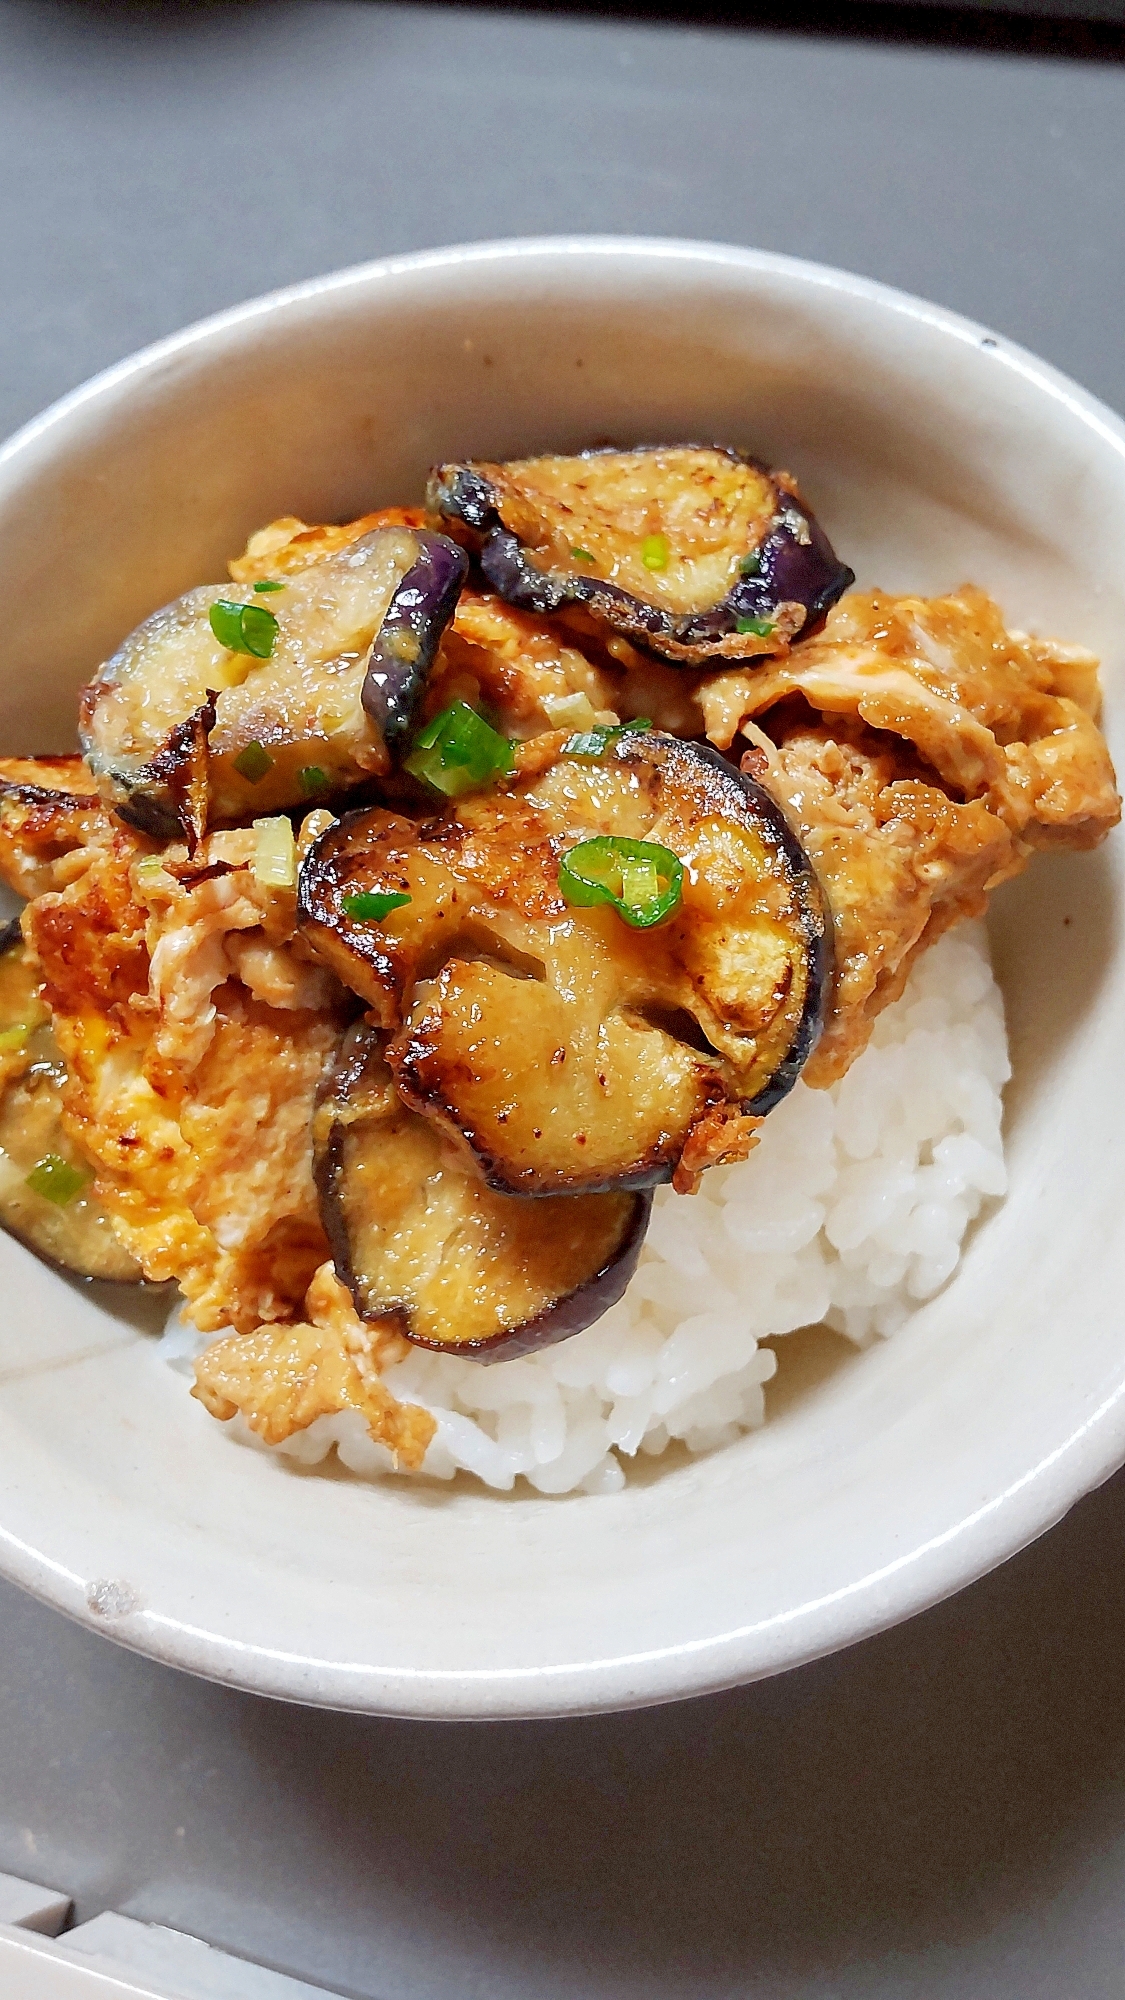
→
(234, 740, 273, 784)
(299, 766, 330, 797)
(738, 551, 762, 577)
(341, 890, 412, 922)
(26, 1154, 89, 1206)
(252, 816, 297, 891)
(252, 579, 285, 593)
(209, 599, 279, 659)
(571, 546, 595, 563)
(0, 1024, 29, 1052)
(562, 716, 652, 760)
(641, 533, 669, 572)
(559, 835, 683, 929)
(541, 690, 598, 730)
(736, 616, 775, 637)
(621, 859, 659, 908)
(404, 701, 514, 798)
(239, 603, 280, 655)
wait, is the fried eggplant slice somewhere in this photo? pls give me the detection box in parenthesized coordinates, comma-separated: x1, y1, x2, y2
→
(427, 445, 853, 667)
(316, 1022, 650, 1359)
(299, 732, 831, 1196)
(0, 919, 141, 1281)
(79, 527, 467, 836)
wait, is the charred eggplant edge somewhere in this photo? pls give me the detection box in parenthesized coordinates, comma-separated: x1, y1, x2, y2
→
(598, 732, 834, 1124)
(696, 744, 836, 1116)
(295, 804, 419, 1009)
(0, 759, 100, 813)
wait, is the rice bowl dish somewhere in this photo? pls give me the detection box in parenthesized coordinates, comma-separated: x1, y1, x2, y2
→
(0, 450, 1110, 1499)
(1, 238, 1124, 1719)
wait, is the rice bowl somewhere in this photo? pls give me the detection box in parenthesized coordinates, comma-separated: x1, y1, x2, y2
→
(0, 237, 1122, 1718)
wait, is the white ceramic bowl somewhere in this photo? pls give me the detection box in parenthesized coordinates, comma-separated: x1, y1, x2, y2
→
(0, 237, 1123, 1718)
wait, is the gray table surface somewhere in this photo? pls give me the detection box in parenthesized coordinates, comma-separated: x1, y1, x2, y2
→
(2, 3, 1125, 1995)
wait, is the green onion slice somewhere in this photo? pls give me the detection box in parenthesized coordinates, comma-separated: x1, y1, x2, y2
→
(571, 546, 595, 563)
(562, 716, 652, 760)
(209, 599, 279, 659)
(252, 579, 285, 593)
(252, 816, 297, 891)
(341, 890, 412, 922)
(26, 1154, 89, 1206)
(233, 740, 273, 783)
(641, 533, 669, 572)
(298, 766, 330, 797)
(404, 702, 514, 798)
(0, 1024, 29, 1052)
(736, 615, 774, 638)
(738, 551, 762, 577)
(558, 835, 683, 929)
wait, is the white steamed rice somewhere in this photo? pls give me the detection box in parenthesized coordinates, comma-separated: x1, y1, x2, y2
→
(162, 919, 1009, 1496)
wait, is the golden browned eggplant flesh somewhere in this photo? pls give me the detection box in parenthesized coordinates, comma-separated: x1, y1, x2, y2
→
(0, 441, 1115, 1473)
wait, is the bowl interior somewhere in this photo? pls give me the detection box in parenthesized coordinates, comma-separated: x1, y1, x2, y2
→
(0, 240, 1122, 1717)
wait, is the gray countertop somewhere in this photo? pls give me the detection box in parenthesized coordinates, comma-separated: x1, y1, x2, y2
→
(2, 3, 1125, 1994)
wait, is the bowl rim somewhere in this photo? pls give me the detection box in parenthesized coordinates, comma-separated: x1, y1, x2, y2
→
(3, 232, 1125, 1718)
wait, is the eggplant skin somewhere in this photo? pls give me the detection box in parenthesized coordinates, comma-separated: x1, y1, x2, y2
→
(315, 1023, 651, 1362)
(299, 729, 832, 1199)
(713, 746, 835, 1118)
(113, 694, 216, 846)
(362, 531, 468, 751)
(427, 445, 854, 666)
(484, 1188, 651, 1362)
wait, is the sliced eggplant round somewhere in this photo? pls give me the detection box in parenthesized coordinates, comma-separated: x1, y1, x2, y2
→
(299, 730, 831, 1196)
(316, 1022, 650, 1360)
(79, 526, 468, 838)
(0, 920, 141, 1282)
(427, 445, 854, 667)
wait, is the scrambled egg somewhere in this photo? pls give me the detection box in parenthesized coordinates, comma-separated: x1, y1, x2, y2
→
(7, 802, 433, 1459)
(193, 1260, 433, 1467)
(700, 587, 1122, 1083)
